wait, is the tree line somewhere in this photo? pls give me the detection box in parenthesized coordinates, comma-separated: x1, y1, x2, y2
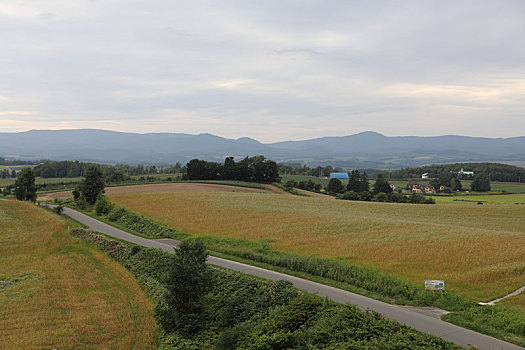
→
(324, 172, 434, 204)
(0, 169, 18, 179)
(278, 163, 383, 177)
(33, 160, 184, 178)
(186, 156, 279, 183)
(0, 157, 36, 166)
(388, 162, 525, 182)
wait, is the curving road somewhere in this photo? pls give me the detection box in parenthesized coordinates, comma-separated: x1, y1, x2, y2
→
(55, 205, 523, 350)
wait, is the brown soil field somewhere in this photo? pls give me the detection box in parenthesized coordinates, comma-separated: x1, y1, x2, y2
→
(38, 182, 270, 201)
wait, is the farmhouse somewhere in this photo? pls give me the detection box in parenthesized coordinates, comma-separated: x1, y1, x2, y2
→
(408, 182, 435, 194)
(458, 168, 474, 176)
(421, 173, 429, 179)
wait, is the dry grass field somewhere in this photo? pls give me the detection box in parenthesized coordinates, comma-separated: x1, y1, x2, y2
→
(0, 201, 158, 349)
(38, 182, 269, 201)
(108, 191, 525, 302)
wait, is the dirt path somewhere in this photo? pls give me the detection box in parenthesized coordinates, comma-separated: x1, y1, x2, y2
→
(38, 182, 272, 201)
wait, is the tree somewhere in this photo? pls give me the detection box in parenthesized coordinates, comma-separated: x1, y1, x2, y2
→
(14, 167, 37, 201)
(359, 172, 370, 193)
(326, 178, 344, 194)
(372, 174, 392, 194)
(156, 238, 212, 335)
(80, 165, 105, 205)
(470, 173, 491, 192)
(346, 170, 361, 193)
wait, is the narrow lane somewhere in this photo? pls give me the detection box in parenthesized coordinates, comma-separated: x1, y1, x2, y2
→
(57, 205, 523, 350)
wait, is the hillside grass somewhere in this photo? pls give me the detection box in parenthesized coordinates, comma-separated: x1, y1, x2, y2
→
(0, 201, 158, 349)
(108, 191, 525, 302)
(433, 193, 525, 204)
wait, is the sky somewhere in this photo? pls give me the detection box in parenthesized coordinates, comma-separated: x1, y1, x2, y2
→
(1, 0, 524, 142)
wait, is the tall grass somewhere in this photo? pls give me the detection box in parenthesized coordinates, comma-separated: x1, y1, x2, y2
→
(0, 201, 158, 349)
(108, 191, 525, 301)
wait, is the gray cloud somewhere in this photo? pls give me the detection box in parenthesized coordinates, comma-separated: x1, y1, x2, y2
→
(0, 0, 524, 141)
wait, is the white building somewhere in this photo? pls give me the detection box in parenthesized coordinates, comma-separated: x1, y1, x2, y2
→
(421, 173, 429, 179)
(458, 168, 474, 176)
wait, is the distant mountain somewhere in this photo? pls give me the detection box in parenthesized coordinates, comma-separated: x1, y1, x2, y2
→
(1, 129, 524, 169)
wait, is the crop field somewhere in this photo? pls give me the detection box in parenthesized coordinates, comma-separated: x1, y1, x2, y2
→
(461, 181, 525, 193)
(37, 182, 270, 201)
(433, 193, 525, 204)
(108, 191, 525, 302)
(0, 201, 157, 349)
(0, 176, 82, 187)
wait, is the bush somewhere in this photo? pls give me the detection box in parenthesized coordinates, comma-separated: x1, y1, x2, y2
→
(409, 193, 427, 204)
(75, 196, 89, 210)
(284, 180, 297, 190)
(53, 205, 64, 215)
(389, 192, 407, 203)
(340, 190, 360, 200)
(95, 195, 113, 215)
(359, 190, 372, 201)
(326, 178, 344, 194)
(374, 192, 388, 202)
(107, 205, 126, 222)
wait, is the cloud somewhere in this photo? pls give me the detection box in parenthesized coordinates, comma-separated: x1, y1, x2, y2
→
(0, 0, 524, 141)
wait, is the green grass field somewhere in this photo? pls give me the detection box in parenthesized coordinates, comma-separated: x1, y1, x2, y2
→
(433, 193, 525, 204)
(0, 200, 158, 349)
(0, 176, 82, 187)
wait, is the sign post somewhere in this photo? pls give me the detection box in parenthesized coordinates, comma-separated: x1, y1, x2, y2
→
(425, 280, 445, 291)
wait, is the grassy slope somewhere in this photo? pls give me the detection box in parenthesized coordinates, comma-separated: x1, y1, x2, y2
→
(108, 191, 525, 302)
(0, 201, 158, 349)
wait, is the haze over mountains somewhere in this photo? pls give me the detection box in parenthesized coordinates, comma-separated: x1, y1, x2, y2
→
(2, 129, 525, 169)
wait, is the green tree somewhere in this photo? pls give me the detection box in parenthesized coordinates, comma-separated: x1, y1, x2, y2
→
(346, 170, 361, 193)
(80, 165, 105, 205)
(372, 174, 392, 194)
(470, 173, 491, 192)
(326, 178, 344, 194)
(14, 167, 37, 201)
(156, 238, 212, 335)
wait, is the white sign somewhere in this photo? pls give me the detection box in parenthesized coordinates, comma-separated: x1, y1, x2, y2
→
(425, 280, 445, 291)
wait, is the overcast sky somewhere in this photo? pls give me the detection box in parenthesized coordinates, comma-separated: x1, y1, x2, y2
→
(1, 1, 524, 142)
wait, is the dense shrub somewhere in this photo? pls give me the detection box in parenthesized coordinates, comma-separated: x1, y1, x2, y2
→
(94, 195, 113, 215)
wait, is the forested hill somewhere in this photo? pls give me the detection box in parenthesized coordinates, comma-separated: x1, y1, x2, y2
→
(1, 129, 525, 168)
(389, 163, 525, 182)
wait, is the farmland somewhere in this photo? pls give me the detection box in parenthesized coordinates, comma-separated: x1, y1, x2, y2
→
(0, 201, 158, 349)
(433, 193, 525, 204)
(37, 181, 271, 201)
(108, 191, 525, 302)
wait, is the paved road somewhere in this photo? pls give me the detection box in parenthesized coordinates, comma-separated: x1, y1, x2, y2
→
(56, 205, 523, 350)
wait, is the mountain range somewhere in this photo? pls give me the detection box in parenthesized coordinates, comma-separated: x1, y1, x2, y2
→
(1, 129, 525, 169)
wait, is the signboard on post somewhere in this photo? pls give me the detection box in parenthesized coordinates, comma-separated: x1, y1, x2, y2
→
(425, 280, 445, 291)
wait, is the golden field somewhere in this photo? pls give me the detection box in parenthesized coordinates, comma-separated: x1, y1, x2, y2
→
(109, 191, 525, 302)
(0, 201, 158, 349)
